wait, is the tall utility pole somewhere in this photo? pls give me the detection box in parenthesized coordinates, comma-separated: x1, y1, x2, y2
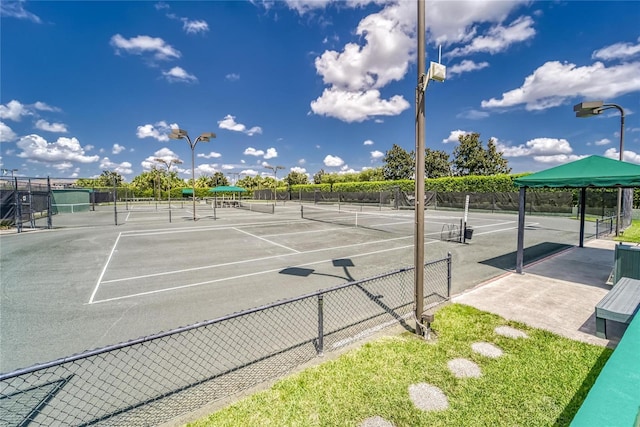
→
(414, 0, 426, 336)
(265, 165, 285, 201)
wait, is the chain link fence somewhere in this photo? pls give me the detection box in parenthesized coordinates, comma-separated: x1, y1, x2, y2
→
(0, 256, 451, 426)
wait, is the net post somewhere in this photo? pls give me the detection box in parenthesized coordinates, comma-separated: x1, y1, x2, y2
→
(47, 176, 53, 229)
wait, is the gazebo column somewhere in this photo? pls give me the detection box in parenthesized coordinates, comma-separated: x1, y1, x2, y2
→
(516, 186, 526, 274)
(579, 187, 586, 247)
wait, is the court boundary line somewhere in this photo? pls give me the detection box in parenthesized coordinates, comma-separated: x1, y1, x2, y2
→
(89, 232, 122, 304)
(89, 239, 444, 305)
(88, 218, 530, 305)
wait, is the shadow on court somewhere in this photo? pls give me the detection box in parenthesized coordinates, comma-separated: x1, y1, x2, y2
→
(479, 242, 573, 271)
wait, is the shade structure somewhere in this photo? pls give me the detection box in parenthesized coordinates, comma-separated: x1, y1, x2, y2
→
(514, 155, 640, 274)
(208, 185, 247, 193)
(515, 156, 640, 188)
(181, 188, 193, 195)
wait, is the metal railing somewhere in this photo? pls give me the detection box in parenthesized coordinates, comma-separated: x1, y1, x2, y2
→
(596, 215, 616, 238)
(0, 255, 451, 426)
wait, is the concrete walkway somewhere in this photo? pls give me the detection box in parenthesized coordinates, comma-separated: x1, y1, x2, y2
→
(454, 238, 627, 347)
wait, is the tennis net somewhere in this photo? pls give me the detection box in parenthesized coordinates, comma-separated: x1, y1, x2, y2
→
(235, 201, 275, 214)
(300, 205, 413, 235)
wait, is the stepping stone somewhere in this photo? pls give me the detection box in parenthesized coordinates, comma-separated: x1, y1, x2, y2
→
(360, 416, 395, 427)
(408, 383, 449, 411)
(448, 358, 482, 378)
(471, 342, 503, 358)
(495, 325, 529, 339)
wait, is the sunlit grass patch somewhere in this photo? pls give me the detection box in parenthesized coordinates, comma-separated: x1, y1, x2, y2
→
(189, 304, 611, 427)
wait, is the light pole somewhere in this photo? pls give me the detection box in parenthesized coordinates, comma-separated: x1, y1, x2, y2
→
(169, 129, 215, 221)
(154, 157, 182, 223)
(574, 101, 625, 235)
(2, 168, 18, 178)
(265, 165, 285, 202)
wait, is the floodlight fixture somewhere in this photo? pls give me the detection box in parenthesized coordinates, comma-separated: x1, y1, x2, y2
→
(166, 128, 217, 221)
(573, 100, 626, 235)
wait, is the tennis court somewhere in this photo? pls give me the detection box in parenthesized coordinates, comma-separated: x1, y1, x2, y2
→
(0, 202, 596, 372)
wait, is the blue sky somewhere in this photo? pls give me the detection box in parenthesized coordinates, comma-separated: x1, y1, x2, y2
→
(1, 0, 639, 181)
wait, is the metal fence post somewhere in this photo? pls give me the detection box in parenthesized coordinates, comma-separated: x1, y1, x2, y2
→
(317, 294, 324, 356)
(447, 252, 452, 297)
(47, 176, 53, 229)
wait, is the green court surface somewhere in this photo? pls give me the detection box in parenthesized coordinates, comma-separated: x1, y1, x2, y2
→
(0, 202, 597, 373)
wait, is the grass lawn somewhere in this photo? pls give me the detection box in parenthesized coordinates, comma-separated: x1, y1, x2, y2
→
(189, 304, 611, 427)
(616, 219, 640, 243)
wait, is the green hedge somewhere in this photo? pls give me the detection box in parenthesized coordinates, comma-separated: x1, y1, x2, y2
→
(290, 174, 528, 194)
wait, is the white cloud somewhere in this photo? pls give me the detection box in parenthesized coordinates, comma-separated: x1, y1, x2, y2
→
(425, 0, 527, 46)
(136, 121, 178, 141)
(141, 147, 183, 171)
(226, 73, 240, 81)
(363, 139, 374, 145)
(33, 102, 60, 112)
(442, 130, 471, 144)
(298, 158, 306, 165)
(324, 154, 344, 167)
(290, 166, 307, 174)
(35, 119, 68, 133)
(282, 0, 333, 15)
(240, 169, 259, 176)
(197, 151, 222, 159)
(592, 37, 640, 61)
(0, 100, 29, 121)
(497, 137, 573, 158)
(221, 164, 234, 170)
(314, 2, 414, 92)
(311, 88, 410, 123)
(481, 60, 640, 111)
(112, 144, 126, 154)
(456, 109, 490, 120)
(162, 66, 198, 83)
(370, 150, 384, 160)
(264, 147, 278, 159)
(195, 164, 219, 176)
(447, 16, 535, 58)
(532, 154, 587, 164)
(110, 34, 181, 61)
(16, 134, 100, 165)
(0, 1, 42, 23)
(218, 115, 262, 135)
(593, 138, 611, 146)
(244, 147, 264, 156)
(182, 18, 209, 34)
(604, 148, 640, 164)
(448, 60, 490, 77)
(0, 122, 17, 142)
(311, 1, 414, 122)
(100, 157, 133, 175)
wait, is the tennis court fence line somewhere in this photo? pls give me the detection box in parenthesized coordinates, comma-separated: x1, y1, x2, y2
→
(0, 255, 451, 426)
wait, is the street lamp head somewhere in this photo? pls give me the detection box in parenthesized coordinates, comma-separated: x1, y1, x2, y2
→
(199, 132, 216, 139)
(170, 128, 188, 137)
(573, 100, 604, 118)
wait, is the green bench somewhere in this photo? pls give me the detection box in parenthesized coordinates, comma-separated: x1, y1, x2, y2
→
(571, 308, 640, 427)
(595, 277, 640, 339)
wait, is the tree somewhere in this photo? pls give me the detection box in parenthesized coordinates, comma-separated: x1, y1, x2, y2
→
(425, 148, 451, 178)
(358, 167, 385, 181)
(484, 138, 512, 175)
(285, 171, 309, 186)
(383, 144, 414, 180)
(96, 170, 124, 187)
(313, 169, 326, 184)
(452, 133, 510, 176)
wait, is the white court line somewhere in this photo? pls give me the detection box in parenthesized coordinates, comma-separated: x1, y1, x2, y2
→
(125, 211, 131, 222)
(88, 232, 122, 304)
(99, 234, 414, 285)
(232, 227, 300, 253)
(90, 218, 529, 304)
(118, 219, 308, 237)
(90, 239, 442, 304)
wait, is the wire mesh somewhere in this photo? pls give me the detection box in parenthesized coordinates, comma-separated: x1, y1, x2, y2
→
(235, 201, 275, 214)
(300, 205, 414, 236)
(0, 256, 451, 426)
